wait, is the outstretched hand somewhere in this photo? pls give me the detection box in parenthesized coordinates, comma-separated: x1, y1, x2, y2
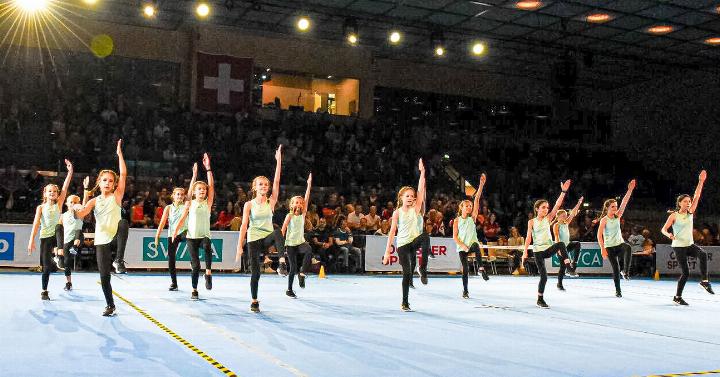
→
(699, 170, 707, 182)
(65, 159, 73, 172)
(307, 173, 312, 185)
(628, 179, 637, 191)
(116, 139, 123, 155)
(479, 173, 487, 187)
(203, 153, 211, 171)
(418, 158, 425, 173)
(275, 145, 282, 161)
(561, 179, 572, 192)
(83, 176, 90, 190)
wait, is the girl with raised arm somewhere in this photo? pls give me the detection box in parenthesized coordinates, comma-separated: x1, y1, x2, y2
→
(382, 159, 431, 312)
(55, 193, 83, 292)
(281, 173, 312, 298)
(27, 159, 73, 300)
(552, 196, 584, 291)
(155, 164, 196, 291)
(597, 179, 636, 298)
(235, 146, 285, 313)
(173, 155, 214, 300)
(522, 180, 578, 309)
(453, 173, 489, 299)
(75, 140, 128, 316)
(661, 170, 713, 305)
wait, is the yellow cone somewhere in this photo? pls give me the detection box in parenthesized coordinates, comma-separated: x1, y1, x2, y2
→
(654, 269, 660, 281)
(319, 265, 326, 279)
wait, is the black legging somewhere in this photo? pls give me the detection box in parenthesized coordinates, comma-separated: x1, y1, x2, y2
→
(168, 231, 187, 285)
(534, 242, 570, 294)
(287, 242, 312, 290)
(558, 241, 581, 285)
(95, 221, 128, 307)
(606, 243, 631, 293)
(186, 236, 213, 289)
(409, 232, 432, 275)
(247, 228, 285, 300)
(113, 219, 129, 263)
(458, 243, 484, 293)
(55, 224, 83, 277)
(40, 236, 56, 290)
(673, 244, 709, 297)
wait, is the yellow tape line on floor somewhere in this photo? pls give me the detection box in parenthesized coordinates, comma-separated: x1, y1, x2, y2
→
(645, 370, 720, 377)
(109, 287, 238, 377)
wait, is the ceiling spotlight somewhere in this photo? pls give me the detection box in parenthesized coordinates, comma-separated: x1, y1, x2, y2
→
(471, 42, 486, 56)
(389, 30, 401, 44)
(14, 0, 48, 13)
(343, 18, 359, 45)
(647, 25, 673, 34)
(82, 0, 98, 5)
(515, 1, 542, 10)
(196, 2, 210, 18)
(297, 17, 311, 31)
(142, 3, 156, 17)
(586, 13, 611, 23)
(431, 31, 445, 57)
(435, 47, 445, 56)
(705, 37, 720, 45)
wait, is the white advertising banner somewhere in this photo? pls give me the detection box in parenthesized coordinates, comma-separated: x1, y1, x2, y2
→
(364, 235, 461, 272)
(542, 242, 616, 274)
(656, 244, 720, 275)
(0, 224, 241, 270)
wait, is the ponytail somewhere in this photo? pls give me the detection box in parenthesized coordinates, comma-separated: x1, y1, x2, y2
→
(250, 176, 270, 200)
(597, 199, 616, 222)
(396, 186, 415, 209)
(533, 199, 548, 217)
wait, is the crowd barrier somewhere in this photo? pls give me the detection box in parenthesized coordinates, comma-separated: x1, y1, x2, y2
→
(1, 224, 717, 275)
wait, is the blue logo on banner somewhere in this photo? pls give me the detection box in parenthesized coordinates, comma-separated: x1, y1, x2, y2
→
(0, 232, 15, 261)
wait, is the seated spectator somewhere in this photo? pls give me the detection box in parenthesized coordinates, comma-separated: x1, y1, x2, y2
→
(483, 213, 501, 243)
(306, 203, 320, 230)
(506, 226, 525, 274)
(333, 217, 362, 273)
(131, 197, 150, 227)
(363, 205, 381, 231)
(153, 197, 166, 227)
(381, 201, 394, 220)
(311, 218, 334, 268)
(347, 204, 363, 230)
(632, 229, 656, 277)
(627, 227, 644, 253)
(213, 202, 235, 230)
(374, 220, 390, 236)
(356, 217, 371, 235)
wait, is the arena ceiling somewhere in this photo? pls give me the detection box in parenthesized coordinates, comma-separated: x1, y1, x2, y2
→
(85, 1, 720, 89)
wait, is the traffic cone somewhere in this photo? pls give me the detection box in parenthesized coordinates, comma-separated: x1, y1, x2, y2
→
(319, 265, 326, 279)
(653, 269, 660, 281)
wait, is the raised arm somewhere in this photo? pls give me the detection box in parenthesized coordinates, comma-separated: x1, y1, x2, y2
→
(661, 213, 676, 241)
(154, 206, 170, 246)
(566, 196, 584, 224)
(521, 219, 534, 264)
(548, 179, 572, 222)
(414, 159, 426, 213)
(203, 153, 215, 208)
(552, 222, 560, 242)
(188, 162, 198, 195)
(382, 211, 400, 265)
(57, 159, 73, 210)
(172, 202, 191, 241)
(114, 139, 127, 205)
(616, 179, 636, 218)
(597, 217, 608, 258)
(302, 173, 312, 216)
(269, 145, 282, 209)
(235, 202, 252, 262)
(690, 170, 706, 214)
(27, 205, 42, 254)
(75, 197, 97, 220)
(471, 173, 486, 221)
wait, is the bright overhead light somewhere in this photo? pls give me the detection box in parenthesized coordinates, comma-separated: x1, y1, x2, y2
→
(586, 13, 611, 23)
(14, 0, 48, 13)
(83, 0, 98, 5)
(389, 30, 401, 44)
(297, 17, 310, 31)
(143, 4, 156, 17)
(515, 1, 542, 10)
(471, 42, 486, 56)
(705, 37, 720, 45)
(647, 25, 673, 34)
(347, 33, 358, 44)
(196, 2, 210, 18)
(435, 46, 444, 56)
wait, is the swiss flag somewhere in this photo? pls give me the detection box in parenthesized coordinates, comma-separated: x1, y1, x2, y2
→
(195, 52, 253, 113)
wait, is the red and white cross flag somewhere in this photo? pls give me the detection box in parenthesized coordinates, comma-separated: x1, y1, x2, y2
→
(195, 52, 253, 113)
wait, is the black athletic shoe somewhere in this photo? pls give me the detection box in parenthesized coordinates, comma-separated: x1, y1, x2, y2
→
(620, 270, 630, 281)
(278, 262, 288, 277)
(205, 275, 212, 290)
(401, 302, 411, 312)
(565, 267, 579, 278)
(480, 268, 489, 281)
(41, 291, 50, 300)
(462, 291, 469, 299)
(191, 291, 199, 300)
(557, 283, 565, 291)
(536, 297, 549, 309)
(250, 301, 260, 313)
(169, 283, 178, 291)
(64, 282, 72, 291)
(700, 281, 715, 295)
(428, 251, 436, 259)
(113, 260, 127, 274)
(298, 274, 306, 289)
(616, 290, 622, 298)
(420, 268, 428, 285)
(673, 296, 689, 306)
(102, 306, 116, 316)
(286, 290, 297, 299)
(69, 246, 78, 255)
(409, 282, 416, 289)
